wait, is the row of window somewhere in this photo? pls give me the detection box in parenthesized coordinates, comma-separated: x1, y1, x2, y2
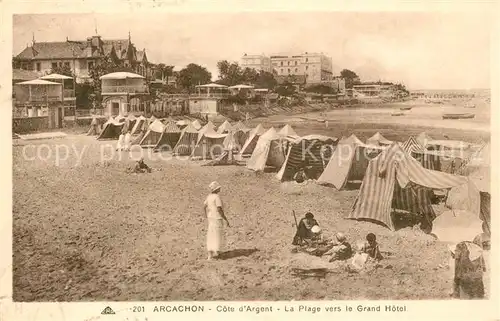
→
(278, 65, 314, 73)
(33, 61, 95, 72)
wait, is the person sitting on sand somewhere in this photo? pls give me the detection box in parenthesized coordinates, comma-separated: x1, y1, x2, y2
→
(134, 158, 152, 173)
(326, 232, 353, 262)
(293, 167, 308, 183)
(361, 233, 383, 261)
(292, 212, 319, 246)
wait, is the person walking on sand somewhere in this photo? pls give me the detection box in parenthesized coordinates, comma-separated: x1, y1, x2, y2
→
(203, 181, 230, 260)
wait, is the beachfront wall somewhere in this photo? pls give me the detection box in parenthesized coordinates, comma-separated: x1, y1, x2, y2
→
(13, 116, 49, 133)
(188, 98, 219, 115)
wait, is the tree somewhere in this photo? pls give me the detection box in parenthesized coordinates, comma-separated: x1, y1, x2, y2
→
(176, 63, 212, 93)
(217, 60, 243, 86)
(275, 81, 296, 97)
(49, 64, 74, 78)
(304, 84, 337, 95)
(254, 71, 277, 90)
(340, 69, 360, 89)
(154, 63, 174, 83)
(394, 83, 409, 96)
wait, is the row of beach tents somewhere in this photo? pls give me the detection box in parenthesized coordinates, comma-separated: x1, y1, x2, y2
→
(86, 115, 490, 236)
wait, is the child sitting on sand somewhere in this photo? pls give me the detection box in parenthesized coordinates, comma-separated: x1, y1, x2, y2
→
(361, 233, 383, 261)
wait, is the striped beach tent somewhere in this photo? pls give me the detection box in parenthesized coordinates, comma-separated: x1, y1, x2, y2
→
(174, 123, 199, 156)
(317, 136, 384, 190)
(153, 122, 182, 152)
(401, 136, 424, 154)
(402, 136, 440, 171)
(348, 143, 468, 230)
(276, 135, 338, 182)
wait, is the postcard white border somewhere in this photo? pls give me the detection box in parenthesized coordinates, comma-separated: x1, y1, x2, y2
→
(0, 1, 498, 321)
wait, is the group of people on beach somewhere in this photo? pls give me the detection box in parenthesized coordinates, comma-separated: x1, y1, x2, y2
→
(292, 212, 383, 263)
(200, 183, 487, 299)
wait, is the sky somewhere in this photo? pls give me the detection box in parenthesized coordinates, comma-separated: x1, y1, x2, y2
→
(12, 12, 493, 90)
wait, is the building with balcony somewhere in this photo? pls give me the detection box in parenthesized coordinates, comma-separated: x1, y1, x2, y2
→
(241, 54, 272, 73)
(270, 52, 333, 84)
(13, 79, 65, 129)
(13, 34, 151, 83)
(352, 84, 396, 98)
(189, 83, 230, 115)
(100, 72, 149, 117)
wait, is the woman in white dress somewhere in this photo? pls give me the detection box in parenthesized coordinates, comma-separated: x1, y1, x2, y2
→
(203, 181, 230, 260)
(123, 130, 132, 151)
(116, 133, 125, 151)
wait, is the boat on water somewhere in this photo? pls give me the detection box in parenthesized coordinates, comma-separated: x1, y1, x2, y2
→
(442, 113, 475, 120)
(400, 106, 412, 111)
(391, 112, 404, 116)
(464, 104, 476, 108)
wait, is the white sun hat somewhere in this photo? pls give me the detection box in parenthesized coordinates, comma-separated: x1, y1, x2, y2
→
(311, 225, 321, 234)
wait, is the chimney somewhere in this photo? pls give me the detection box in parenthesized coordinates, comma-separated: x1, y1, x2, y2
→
(91, 35, 101, 48)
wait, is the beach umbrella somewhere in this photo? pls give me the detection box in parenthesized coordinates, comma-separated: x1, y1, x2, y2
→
(432, 209, 483, 244)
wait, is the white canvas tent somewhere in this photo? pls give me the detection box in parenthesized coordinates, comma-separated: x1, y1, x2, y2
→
(139, 119, 165, 147)
(366, 132, 392, 147)
(240, 124, 266, 156)
(153, 121, 182, 152)
(191, 119, 202, 130)
(191, 126, 227, 160)
(317, 135, 384, 189)
(278, 124, 298, 137)
(130, 115, 147, 135)
(174, 123, 199, 156)
(97, 116, 126, 140)
(246, 127, 294, 172)
(217, 120, 233, 134)
(86, 116, 107, 136)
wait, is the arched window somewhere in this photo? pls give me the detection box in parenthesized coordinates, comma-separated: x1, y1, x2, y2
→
(280, 61, 283, 66)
